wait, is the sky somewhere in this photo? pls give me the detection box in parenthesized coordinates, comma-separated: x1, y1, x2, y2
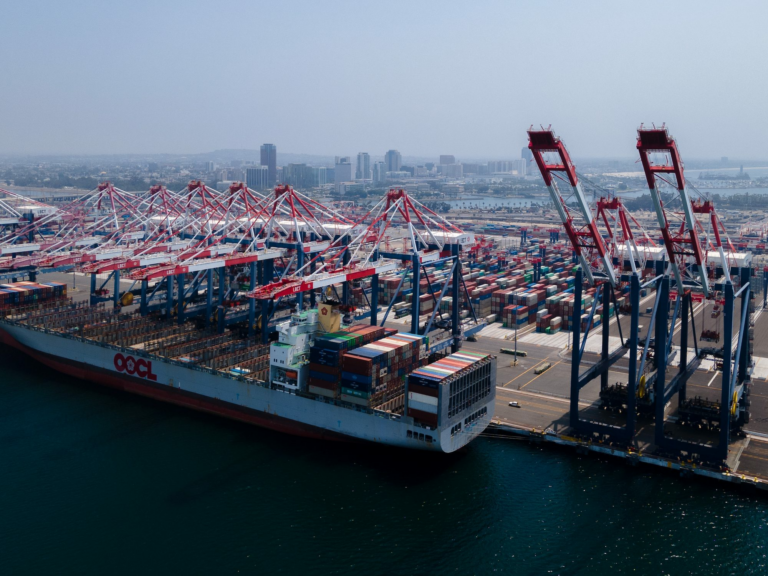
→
(1, 0, 767, 160)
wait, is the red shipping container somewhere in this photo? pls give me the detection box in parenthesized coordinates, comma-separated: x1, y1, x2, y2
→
(408, 382, 439, 397)
(408, 407, 438, 428)
(342, 354, 373, 374)
(309, 363, 341, 376)
(308, 378, 338, 391)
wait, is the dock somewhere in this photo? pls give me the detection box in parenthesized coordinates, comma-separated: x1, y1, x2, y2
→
(461, 309, 768, 491)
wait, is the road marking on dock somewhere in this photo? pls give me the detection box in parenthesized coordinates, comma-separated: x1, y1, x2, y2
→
(739, 453, 768, 463)
(495, 386, 593, 408)
(512, 398, 568, 415)
(707, 372, 720, 387)
(502, 360, 551, 388)
(747, 432, 768, 443)
(521, 361, 562, 389)
(509, 406, 562, 419)
(672, 303, 704, 338)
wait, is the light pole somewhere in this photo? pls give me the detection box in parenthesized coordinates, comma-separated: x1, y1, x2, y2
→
(514, 324, 518, 366)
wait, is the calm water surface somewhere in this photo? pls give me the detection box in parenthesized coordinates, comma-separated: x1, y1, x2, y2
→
(1, 346, 767, 576)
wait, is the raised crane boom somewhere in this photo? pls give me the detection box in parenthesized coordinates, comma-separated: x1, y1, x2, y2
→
(636, 125, 710, 296)
(595, 196, 656, 276)
(527, 128, 617, 287)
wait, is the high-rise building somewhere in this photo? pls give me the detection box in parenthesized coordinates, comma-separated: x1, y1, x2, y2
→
(335, 157, 352, 184)
(521, 147, 533, 162)
(282, 163, 315, 189)
(443, 164, 463, 178)
(205, 161, 215, 172)
(245, 166, 270, 190)
(356, 152, 371, 180)
(313, 167, 327, 186)
(373, 161, 387, 183)
(488, 161, 512, 173)
(439, 155, 456, 165)
(226, 167, 245, 182)
(260, 143, 277, 184)
(385, 150, 402, 172)
(517, 158, 528, 177)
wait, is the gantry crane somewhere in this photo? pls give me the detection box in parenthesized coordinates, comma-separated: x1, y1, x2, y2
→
(528, 127, 659, 443)
(637, 125, 752, 464)
(248, 187, 482, 351)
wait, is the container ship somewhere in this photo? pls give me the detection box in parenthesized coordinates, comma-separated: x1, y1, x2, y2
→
(0, 283, 496, 452)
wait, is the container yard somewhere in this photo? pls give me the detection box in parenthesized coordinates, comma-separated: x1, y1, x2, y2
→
(3, 125, 768, 491)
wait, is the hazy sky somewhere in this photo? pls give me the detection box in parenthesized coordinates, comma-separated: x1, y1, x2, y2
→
(2, 0, 767, 160)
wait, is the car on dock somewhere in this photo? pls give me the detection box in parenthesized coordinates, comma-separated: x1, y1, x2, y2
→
(508, 401, 520, 408)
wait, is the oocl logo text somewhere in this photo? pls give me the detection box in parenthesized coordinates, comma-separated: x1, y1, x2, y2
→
(113, 353, 157, 381)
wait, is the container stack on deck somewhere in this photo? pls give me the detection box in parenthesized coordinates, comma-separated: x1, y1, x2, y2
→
(307, 324, 393, 399)
(340, 332, 425, 410)
(406, 350, 494, 429)
(0, 281, 67, 310)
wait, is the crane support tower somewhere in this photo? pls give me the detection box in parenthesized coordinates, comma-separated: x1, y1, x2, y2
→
(529, 128, 638, 442)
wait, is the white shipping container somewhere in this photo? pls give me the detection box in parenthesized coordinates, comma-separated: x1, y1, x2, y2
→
(408, 397, 439, 415)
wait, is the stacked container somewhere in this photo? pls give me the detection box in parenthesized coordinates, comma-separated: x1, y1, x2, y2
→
(0, 281, 67, 309)
(377, 273, 412, 305)
(406, 350, 494, 428)
(307, 324, 393, 398)
(491, 288, 517, 316)
(339, 332, 424, 407)
(502, 305, 529, 328)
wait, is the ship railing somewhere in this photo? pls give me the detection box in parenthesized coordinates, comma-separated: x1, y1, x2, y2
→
(269, 382, 406, 421)
(1, 317, 255, 382)
(267, 381, 425, 425)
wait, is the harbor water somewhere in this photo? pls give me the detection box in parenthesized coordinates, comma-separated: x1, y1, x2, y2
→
(1, 346, 766, 576)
